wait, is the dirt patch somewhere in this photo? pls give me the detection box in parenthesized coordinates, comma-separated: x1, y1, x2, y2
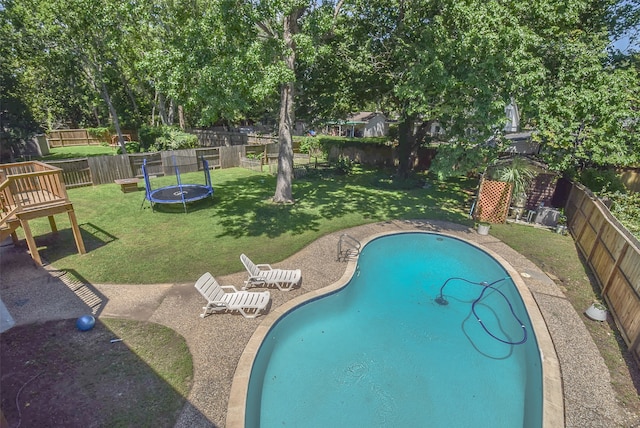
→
(1, 319, 191, 427)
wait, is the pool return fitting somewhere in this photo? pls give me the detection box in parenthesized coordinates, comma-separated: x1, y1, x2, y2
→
(434, 276, 528, 345)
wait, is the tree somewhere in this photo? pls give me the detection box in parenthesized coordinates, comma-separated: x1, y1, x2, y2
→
(0, 5, 40, 161)
(3, 0, 155, 153)
(299, 0, 539, 179)
(219, 1, 345, 203)
(533, 30, 639, 172)
(299, 1, 638, 179)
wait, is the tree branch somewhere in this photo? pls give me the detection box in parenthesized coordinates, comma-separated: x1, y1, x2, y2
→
(256, 21, 275, 39)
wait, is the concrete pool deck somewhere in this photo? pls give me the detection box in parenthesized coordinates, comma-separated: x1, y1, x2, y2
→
(0, 219, 636, 427)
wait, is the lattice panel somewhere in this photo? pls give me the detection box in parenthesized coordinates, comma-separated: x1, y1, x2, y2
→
(476, 179, 512, 224)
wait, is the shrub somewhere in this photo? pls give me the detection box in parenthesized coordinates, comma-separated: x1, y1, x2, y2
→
(334, 155, 354, 175)
(299, 136, 326, 159)
(86, 127, 111, 142)
(138, 125, 166, 151)
(604, 191, 640, 238)
(150, 127, 198, 151)
(579, 168, 627, 194)
(116, 141, 141, 154)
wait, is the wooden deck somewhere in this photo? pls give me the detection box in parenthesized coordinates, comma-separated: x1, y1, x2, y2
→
(0, 161, 85, 265)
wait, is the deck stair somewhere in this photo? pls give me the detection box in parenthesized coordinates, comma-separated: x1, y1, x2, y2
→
(0, 161, 86, 265)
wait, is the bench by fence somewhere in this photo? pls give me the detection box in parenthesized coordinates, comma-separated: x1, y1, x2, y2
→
(566, 183, 640, 363)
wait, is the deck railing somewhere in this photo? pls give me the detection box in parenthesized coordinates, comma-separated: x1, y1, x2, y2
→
(0, 161, 68, 229)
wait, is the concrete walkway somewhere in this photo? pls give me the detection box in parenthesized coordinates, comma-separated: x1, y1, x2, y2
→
(1, 220, 636, 427)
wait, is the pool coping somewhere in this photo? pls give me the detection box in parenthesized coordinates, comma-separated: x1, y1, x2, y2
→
(226, 230, 564, 428)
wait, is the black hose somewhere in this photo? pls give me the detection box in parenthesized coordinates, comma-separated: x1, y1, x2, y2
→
(435, 276, 528, 345)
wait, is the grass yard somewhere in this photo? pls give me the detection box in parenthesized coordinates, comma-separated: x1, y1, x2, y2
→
(0, 318, 192, 427)
(43, 145, 118, 160)
(16, 165, 475, 284)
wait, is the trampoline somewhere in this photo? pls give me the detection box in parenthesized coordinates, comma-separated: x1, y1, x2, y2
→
(142, 156, 214, 213)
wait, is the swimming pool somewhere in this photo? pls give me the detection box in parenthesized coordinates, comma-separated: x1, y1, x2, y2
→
(237, 232, 550, 427)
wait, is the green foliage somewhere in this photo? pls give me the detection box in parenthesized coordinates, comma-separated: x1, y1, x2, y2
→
(334, 154, 354, 175)
(245, 152, 264, 160)
(387, 124, 399, 143)
(146, 127, 198, 152)
(534, 38, 639, 172)
(299, 136, 326, 158)
(489, 157, 538, 200)
(606, 191, 640, 238)
(429, 141, 505, 180)
(86, 127, 111, 141)
(579, 168, 627, 194)
(578, 168, 639, 239)
(138, 125, 166, 151)
(117, 141, 141, 154)
(154, 133, 198, 151)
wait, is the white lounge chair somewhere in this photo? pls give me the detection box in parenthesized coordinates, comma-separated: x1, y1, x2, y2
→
(240, 253, 302, 291)
(194, 272, 270, 318)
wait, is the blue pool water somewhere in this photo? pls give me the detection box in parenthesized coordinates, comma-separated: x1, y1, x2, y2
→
(246, 233, 542, 427)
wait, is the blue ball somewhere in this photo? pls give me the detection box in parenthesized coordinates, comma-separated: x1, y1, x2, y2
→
(76, 315, 96, 331)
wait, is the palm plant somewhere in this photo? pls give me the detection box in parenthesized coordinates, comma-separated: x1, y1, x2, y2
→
(491, 157, 537, 209)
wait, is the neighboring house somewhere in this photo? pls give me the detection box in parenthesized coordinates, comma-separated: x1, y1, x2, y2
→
(325, 112, 388, 137)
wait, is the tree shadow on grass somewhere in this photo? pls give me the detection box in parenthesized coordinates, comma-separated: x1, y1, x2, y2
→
(210, 168, 474, 239)
(211, 174, 323, 239)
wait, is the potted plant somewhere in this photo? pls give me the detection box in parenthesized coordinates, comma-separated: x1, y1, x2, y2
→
(477, 221, 491, 235)
(585, 301, 608, 321)
(555, 211, 568, 235)
(490, 157, 537, 220)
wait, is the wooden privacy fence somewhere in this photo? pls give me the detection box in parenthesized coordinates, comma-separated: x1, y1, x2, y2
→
(47, 129, 139, 147)
(47, 129, 104, 147)
(43, 146, 243, 187)
(189, 130, 248, 146)
(565, 183, 640, 362)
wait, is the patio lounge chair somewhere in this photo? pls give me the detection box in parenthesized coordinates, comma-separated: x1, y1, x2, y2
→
(194, 272, 270, 318)
(240, 253, 302, 291)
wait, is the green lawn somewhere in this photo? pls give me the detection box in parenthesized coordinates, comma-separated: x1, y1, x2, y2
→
(43, 145, 118, 160)
(19, 165, 475, 284)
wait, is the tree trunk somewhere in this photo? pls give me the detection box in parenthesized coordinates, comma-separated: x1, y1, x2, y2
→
(158, 93, 168, 125)
(273, 10, 302, 204)
(168, 98, 175, 125)
(151, 89, 158, 125)
(178, 105, 186, 130)
(274, 81, 295, 203)
(396, 115, 414, 179)
(100, 81, 127, 154)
